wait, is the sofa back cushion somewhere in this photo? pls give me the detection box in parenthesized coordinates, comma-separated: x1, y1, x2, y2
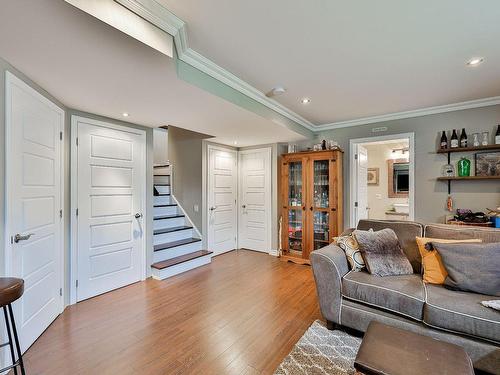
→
(424, 224, 500, 243)
(357, 220, 424, 273)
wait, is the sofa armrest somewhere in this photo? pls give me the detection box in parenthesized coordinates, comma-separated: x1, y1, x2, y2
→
(310, 244, 349, 325)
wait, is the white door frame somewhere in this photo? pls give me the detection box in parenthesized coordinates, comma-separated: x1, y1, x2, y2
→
(237, 147, 272, 252)
(4, 71, 65, 310)
(204, 143, 238, 254)
(349, 132, 415, 227)
(70, 116, 147, 305)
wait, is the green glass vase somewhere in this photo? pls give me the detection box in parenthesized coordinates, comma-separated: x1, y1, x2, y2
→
(457, 157, 471, 177)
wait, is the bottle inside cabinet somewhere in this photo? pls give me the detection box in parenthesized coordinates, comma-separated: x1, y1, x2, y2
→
(288, 161, 303, 207)
(313, 160, 329, 208)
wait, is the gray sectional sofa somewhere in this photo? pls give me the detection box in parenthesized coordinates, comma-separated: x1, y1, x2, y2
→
(310, 219, 500, 374)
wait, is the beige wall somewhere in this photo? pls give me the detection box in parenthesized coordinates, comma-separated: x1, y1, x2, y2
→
(313, 105, 500, 227)
(168, 126, 212, 231)
(365, 143, 408, 219)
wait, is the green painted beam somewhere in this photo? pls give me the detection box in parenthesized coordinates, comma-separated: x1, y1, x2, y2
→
(175, 58, 314, 139)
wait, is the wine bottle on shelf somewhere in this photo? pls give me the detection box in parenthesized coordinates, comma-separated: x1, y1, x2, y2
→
(460, 128, 467, 148)
(440, 131, 448, 149)
(495, 124, 500, 145)
(450, 129, 459, 148)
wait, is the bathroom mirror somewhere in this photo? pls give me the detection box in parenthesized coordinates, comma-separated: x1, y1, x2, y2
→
(388, 159, 409, 198)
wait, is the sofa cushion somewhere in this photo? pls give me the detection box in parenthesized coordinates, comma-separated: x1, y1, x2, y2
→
(357, 220, 423, 273)
(342, 271, 425, 321)
(424, 284, 500, 344)
(353, 229, 413, 276)
(431, 242, 500, 296)
(415, 237, 482, 285)
(424, 224, 500, 243)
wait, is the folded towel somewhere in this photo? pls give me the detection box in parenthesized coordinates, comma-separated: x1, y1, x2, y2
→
(482, 300, 500, 311)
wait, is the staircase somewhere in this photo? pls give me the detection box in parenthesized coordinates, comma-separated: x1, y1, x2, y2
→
(151, 164, 212, 280)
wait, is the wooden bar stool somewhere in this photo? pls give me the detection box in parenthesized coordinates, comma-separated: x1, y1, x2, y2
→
(0, 278, 25, 375)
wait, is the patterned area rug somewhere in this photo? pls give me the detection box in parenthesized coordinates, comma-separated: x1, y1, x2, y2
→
(275, 320, 362, 375)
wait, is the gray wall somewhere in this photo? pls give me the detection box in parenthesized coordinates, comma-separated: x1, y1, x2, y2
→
(313, 105, 500, 227)
(0, 57, 154, 305)
(168, 126, 211, 231)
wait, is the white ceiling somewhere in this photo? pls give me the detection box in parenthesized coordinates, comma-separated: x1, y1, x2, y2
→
(159, 0, 500, 125)
(0, 0, 306, 147)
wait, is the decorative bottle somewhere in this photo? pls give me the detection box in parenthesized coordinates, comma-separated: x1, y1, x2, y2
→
(457, 157, 471, 177)
(450, 129, 459, 148)
(440, 131, 448, 149)
(459, 128, 467, 148)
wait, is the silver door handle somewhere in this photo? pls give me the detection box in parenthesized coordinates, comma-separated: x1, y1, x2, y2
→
(135, 213, 143, 219)
(14, 233, 34, 243)
(210, 206, 217, 211)
(242, 205, 246, 208)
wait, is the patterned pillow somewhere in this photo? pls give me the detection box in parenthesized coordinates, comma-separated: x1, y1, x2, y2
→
(334, 233, 365, 271)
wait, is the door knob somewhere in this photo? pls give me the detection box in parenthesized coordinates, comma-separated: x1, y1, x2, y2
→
(135, 213, 143, 219)
(14, 233, 34, 243)
(242, 205, 246, 208)
(210, 206, 217, 211)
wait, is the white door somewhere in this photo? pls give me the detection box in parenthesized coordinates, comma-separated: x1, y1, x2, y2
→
(5, 72, 64, 352)
(207, 147, 237, 255)
(238, 148, 271, 252)
(355, 145, 369, 224)
(72, 117, 145, 302)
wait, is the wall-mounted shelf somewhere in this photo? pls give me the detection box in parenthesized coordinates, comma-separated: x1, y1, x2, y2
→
(437, 144, 500, 154)
(436, 144, 500, 193)
(437, 176, 500, 181)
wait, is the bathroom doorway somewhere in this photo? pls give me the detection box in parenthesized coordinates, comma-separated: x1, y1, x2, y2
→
(350, 133, 415, 227)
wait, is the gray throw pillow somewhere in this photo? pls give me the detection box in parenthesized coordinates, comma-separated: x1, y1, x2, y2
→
(430, 242, 500, 296)
(353, 228, 413, 276)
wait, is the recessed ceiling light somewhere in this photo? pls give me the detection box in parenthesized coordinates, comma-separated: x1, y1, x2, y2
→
(265, 86, 286, 97)
(466, 57, 484, 66)
(301, 98, 311, 104)
(122, 112, 129, 117)
(233, 141, 238, 145)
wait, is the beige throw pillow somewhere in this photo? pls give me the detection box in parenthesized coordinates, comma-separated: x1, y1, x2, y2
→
(334, 233, 365, 271)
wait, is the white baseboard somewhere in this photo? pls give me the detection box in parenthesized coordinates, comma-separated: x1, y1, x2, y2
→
(269, 249, 279, 257)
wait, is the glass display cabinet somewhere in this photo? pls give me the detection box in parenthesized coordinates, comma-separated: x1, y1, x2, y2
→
(280, 149, 343, 264)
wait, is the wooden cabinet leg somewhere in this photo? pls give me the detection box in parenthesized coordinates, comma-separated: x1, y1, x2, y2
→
(326, 320, 337, 330)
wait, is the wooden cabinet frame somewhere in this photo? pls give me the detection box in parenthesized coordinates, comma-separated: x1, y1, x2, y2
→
(280, 150, 343, 264)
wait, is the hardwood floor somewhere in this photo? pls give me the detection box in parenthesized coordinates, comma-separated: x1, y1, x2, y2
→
(21, 250, 321, 374)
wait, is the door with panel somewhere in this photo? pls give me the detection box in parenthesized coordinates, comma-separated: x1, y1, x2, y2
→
(73, 117, 145, 302)
(207, 147, 238, 255)
(355, 145, 369, 224)
(238, 148, 271, 252)
(281, 155, 308, 260)
(5, 72, 64, 352)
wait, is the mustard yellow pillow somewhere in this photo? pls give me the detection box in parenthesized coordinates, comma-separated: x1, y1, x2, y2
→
(416, 237, 482, 284)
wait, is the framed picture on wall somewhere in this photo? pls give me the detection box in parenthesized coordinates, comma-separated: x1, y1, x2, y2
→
(367, 168, 379, 185)
(475, 151, 500, 176)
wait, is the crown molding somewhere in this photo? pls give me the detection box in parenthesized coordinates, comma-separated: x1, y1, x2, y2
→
(115, 0, 315, 132)
(116, 1, 500, 135)
(315, 96, 500, 131)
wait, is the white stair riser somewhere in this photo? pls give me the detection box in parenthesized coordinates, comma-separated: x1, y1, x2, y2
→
(155, 185, 171, 195)
(154, 206, 178, 217)
(153, 216, 185, 230)
(154, 195, 172, 206)
(151, 255, 211, 280)
(154, 166, 171, 175)
(153, 229, 194, 245)
(154, 175, 170, 184)
(153, 241, 202, 263)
